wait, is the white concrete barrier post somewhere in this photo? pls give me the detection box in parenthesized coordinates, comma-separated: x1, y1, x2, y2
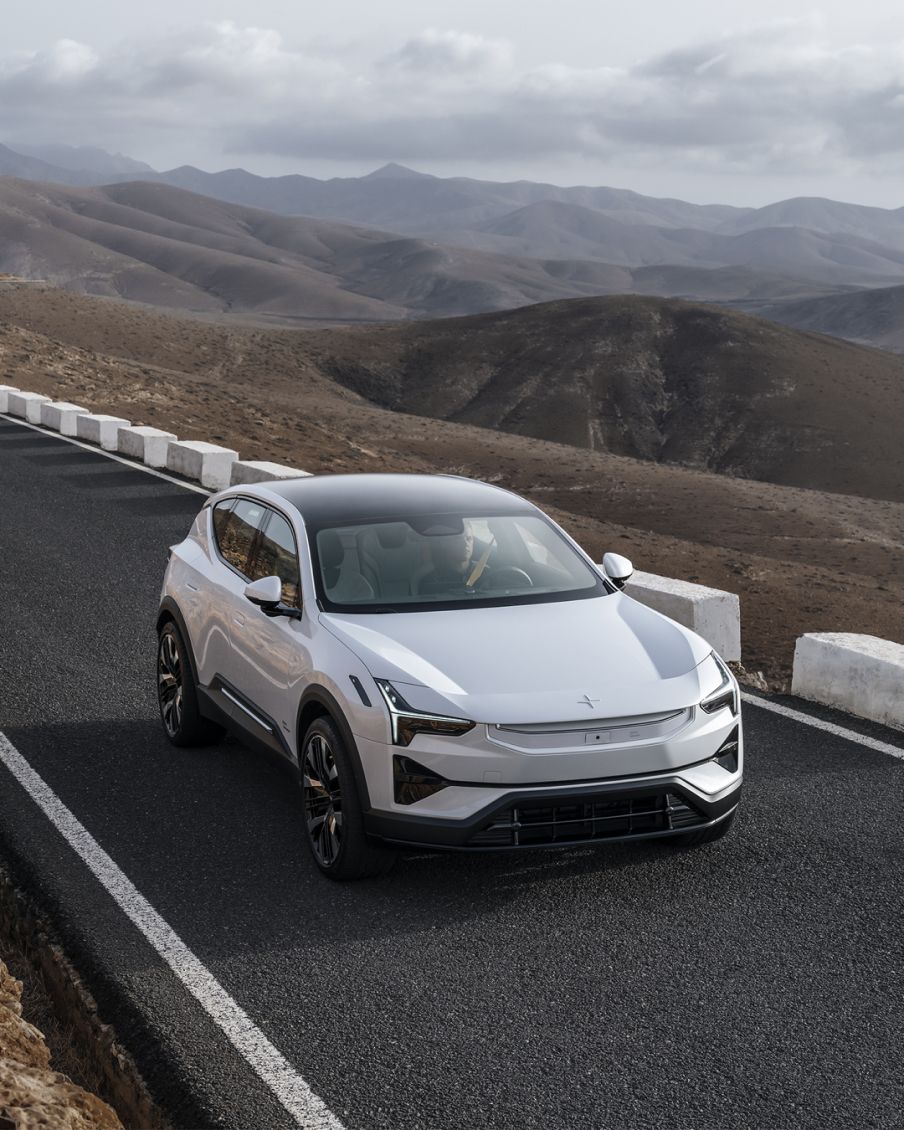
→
(118, 425, 177, 469)
(76, 414, 130, 451)
(7, 391, 51, 422)
(167, 440, 238, 490)
(0, 385, 19, 413)
(230, 460, 313, 486)
(792, 633, 904, 728)
(624, 571, 741, 662)
(41, 401, 89, 435)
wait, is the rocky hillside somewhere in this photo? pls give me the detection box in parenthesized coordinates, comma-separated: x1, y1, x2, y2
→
(0, 959, 121, 1129)
(309, 295, 904, 502)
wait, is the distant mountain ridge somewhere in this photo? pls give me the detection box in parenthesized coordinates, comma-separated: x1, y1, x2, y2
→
(760, 283, 904, 352)
(6, 142, 904, 319)
(0, 176, 851, 321)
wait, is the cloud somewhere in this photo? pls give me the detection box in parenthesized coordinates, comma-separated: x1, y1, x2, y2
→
(381, 29, 514, 75)
(4, 18, 904, 177)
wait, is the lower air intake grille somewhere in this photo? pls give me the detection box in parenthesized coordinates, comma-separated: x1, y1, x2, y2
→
(468, 791, 705, 848)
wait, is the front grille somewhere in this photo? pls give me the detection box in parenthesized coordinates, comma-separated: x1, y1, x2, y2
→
(468, 791, 705, 848)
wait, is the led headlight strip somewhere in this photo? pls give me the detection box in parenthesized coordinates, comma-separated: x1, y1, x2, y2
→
(700, 653, 740, 716)
(374, 679, 476, 747)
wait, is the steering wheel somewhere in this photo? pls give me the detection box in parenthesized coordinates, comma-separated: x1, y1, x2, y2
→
(479, 565, 534, 590)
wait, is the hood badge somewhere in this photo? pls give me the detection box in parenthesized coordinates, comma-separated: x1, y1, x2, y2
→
(578, 695, 600, 708)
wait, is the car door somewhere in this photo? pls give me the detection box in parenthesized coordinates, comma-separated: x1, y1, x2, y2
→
(227, 505, 314, 758)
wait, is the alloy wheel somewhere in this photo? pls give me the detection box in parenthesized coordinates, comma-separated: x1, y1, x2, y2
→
(158, 631, 183, 738)
(303, 733, 343, 866)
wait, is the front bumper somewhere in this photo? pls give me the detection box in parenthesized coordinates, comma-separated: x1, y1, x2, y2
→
(363, 767, 741, 851)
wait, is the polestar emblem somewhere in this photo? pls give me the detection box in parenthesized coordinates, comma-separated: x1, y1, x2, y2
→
(578, 694, 600, 708)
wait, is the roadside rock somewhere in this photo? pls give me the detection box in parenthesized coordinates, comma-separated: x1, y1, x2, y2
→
(0, 961, 121, 1130)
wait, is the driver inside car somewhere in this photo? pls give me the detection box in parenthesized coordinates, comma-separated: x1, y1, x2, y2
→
(414, 521, 495, 594)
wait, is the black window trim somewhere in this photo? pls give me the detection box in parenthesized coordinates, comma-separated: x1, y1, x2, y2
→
(210, 494, 305, 606)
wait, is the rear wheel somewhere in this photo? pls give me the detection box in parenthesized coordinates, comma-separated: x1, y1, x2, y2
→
(670, 811, 736, 847)
(301, 716, 395, 880)
(157, 621, 224, 747)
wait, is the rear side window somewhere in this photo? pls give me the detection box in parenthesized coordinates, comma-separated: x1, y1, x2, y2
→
(248, 510, 302, 608)
(212, 498, 267, 576)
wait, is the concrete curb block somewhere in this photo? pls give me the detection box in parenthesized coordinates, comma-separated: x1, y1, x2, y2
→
(167, 440, 238, 491)
(117, 425, 177, 469)
(76, 414, 131, 451)
(625, 570, 741, 662)
(792, 633, 904, 728)
(0, 386, 19, 413)
(230, 459, 313, 485)
(7, 391, 51, 423)
(41, 401, 90, 436)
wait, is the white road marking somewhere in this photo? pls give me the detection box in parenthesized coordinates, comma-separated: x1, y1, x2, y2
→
(0, 731, 345, 1130)
(0, 412, 210, 495)
(742, 692, 904, 761)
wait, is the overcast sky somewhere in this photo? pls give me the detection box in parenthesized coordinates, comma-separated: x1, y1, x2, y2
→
(5, 1, 904, 206)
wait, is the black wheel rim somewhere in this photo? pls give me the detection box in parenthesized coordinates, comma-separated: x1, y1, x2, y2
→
(303, 734, 343, 866)
(158, 632, 183, 737)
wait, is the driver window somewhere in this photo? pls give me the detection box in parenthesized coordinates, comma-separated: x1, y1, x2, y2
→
(248, 509, 302, 608)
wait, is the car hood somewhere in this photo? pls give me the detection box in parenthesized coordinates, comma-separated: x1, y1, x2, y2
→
(320, 593, 715, 725)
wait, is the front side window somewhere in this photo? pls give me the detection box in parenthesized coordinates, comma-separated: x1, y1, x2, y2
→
(248, 509, 302, 608)
(309, 512, 605, 613)
(212, 498, 267, 576)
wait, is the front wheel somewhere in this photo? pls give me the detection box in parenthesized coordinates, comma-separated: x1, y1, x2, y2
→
(301, 717, 395, 880)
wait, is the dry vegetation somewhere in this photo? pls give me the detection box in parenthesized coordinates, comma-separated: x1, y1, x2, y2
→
(2, 283, 903, 684)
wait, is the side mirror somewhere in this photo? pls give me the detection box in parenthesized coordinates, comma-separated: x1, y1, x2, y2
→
(602, 552, 634, 590)
(243, 575, 302, 619)
(244, 575, 283, 607)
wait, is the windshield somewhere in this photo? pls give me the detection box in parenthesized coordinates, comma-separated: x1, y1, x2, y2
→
(310, 512, 606, 612)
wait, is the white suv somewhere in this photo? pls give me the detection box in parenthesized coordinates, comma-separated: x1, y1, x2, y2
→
(157, 474, 742, 879)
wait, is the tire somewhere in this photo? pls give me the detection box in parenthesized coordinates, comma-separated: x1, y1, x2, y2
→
(157, 621, 225, 748)
(300, 716, 396, 880)
(670, 811, 736, 847)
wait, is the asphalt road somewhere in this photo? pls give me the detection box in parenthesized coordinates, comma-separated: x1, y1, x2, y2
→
(2, 414, 904, 1130)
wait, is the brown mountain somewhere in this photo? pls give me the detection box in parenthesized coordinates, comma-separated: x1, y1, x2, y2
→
(307, 295, 904, 502)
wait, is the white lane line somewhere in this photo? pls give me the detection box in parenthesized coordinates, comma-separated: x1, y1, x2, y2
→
(742, 692, 904, 761)
(0, 731, 345, 1130)
(0, 413, 210, 496)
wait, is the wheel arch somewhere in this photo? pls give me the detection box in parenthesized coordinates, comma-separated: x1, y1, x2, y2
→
(297, 686, 372, 811)
(156, 597, 201, 687)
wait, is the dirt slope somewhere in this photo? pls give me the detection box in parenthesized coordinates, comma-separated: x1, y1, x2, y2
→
(2, 283, 903, 683)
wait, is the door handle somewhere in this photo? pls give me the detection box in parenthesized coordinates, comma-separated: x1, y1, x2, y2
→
(232, 614, 245, 627)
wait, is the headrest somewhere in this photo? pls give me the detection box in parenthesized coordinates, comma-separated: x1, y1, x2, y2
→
(319, 530, 345, 570)
(376, 523, 408, 549)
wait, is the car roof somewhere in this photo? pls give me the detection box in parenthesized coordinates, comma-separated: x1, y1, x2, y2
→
(259, 473, 536, 525)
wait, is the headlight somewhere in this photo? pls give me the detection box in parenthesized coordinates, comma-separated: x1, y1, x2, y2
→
(699, 653, 739, 716)
(374, 679, 476, 747)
